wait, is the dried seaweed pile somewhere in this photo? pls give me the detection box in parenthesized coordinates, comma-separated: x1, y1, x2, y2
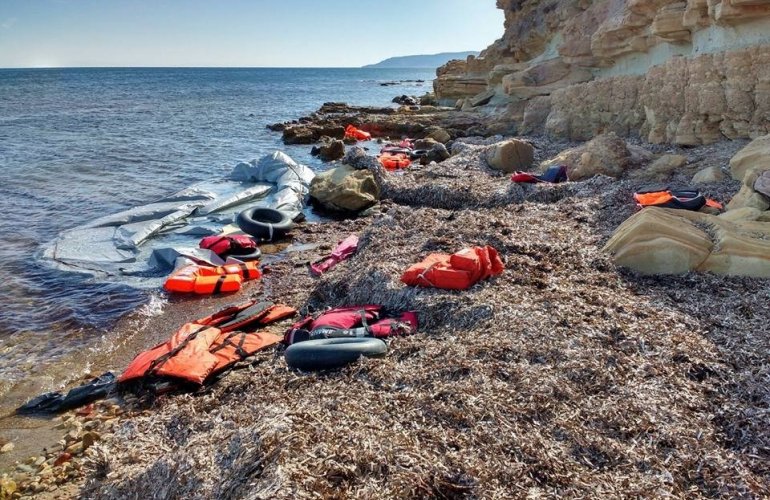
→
(82, 175, 769, 497)
(376, 138, 572, 211)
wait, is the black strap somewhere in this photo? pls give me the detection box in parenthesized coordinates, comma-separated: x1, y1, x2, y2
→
(212, 275, 227, 295)
(210, 332, 251, 359)
(359, 309, 375, 335)
(239, 263, 251, 280)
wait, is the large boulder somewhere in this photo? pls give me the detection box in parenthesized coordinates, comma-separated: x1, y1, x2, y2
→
(604, 207, 770, 278)
(730, 134, 770, 181)
(485, 139, 535, 173)
(541, 133, 653, 181)
(310, 165, 380, 212)
(603, 208, 713, 275)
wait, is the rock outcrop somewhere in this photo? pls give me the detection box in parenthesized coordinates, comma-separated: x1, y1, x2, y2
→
(604, 207, 770, 278)
(435, 1, 770, 145)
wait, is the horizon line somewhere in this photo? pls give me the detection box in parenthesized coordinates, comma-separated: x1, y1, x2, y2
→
(0, 65, 440, 70)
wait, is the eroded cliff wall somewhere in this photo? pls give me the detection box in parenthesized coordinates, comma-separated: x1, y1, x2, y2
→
(435, 0, 770, 144)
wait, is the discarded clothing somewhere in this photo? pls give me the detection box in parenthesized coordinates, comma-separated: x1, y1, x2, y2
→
(120, 301, 296, 385)
(401, 246, 504, 290)
(634, 186, 722, 211)
(284, 305, 417, 345)
(511, 165, 568, 184)
(17, 372, 117, 415)
(164, 261, 261, 294)
(310, 235, 359, 276)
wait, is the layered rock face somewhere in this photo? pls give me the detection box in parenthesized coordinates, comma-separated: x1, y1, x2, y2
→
(435, 0, 770, 144)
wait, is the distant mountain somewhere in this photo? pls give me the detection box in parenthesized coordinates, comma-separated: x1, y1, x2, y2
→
(363, 51, 480, 69)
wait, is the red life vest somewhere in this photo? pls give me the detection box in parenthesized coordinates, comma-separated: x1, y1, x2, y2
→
(401, 246, 504, 290)
(200, 235, 257, 257)
(164, 261, 261, 295)
(119, 301, 296, 385)
(284, 305, 418, 345)
(378, 153, 411, 170)
(344, 125, 372, 141)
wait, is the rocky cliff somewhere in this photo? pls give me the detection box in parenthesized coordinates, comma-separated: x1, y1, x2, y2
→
(435, 0, 770, 145)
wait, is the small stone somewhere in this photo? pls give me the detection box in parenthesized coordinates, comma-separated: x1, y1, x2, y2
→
(64, 442, 84, 456)
(0, 475, 16, 498)
(14, 465, 34, 475)
(1, 442, 14, 454)
(81, 432, 100, 451)
(692, 165, 725, 184)
(53, 453, 72, 467)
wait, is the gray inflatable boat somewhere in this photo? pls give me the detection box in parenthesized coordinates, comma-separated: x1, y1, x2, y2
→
(41, 151, 315, 287)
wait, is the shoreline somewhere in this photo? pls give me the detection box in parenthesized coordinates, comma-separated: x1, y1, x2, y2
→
(2, 99, 769, 497)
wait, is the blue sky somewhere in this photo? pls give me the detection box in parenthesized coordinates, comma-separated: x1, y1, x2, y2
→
(0, 1, 503, 68)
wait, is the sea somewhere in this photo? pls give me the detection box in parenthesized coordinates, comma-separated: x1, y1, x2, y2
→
(0, 67, 435, 413)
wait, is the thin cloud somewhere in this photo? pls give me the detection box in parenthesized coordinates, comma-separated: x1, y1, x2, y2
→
(1, 18, 17, 30)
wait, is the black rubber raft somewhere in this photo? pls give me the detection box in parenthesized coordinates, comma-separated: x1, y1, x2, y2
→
(284, 338, 388, 371)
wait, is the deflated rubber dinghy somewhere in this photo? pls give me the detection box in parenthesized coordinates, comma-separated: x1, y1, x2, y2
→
(42, 152, 315, 286)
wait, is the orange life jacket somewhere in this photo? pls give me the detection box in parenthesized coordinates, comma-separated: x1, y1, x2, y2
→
(634, 189, 723, 211)
(163, 261, 261, 295)
(119, 301, 296, 385)
(344, 125, 372, 141)
(378, 153, 411, 170)
(401, 246, 504, 290)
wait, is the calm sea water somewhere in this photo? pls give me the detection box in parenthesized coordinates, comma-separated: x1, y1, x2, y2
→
(0, 67, 435, 386)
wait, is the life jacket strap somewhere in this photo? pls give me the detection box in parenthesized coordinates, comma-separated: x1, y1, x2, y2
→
(213, 275, 227, 295)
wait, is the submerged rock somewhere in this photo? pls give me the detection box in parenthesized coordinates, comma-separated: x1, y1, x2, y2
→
(310, 165, 380, 212)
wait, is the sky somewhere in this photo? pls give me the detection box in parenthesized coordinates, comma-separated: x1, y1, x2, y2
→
(0, 0, 504, 68)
